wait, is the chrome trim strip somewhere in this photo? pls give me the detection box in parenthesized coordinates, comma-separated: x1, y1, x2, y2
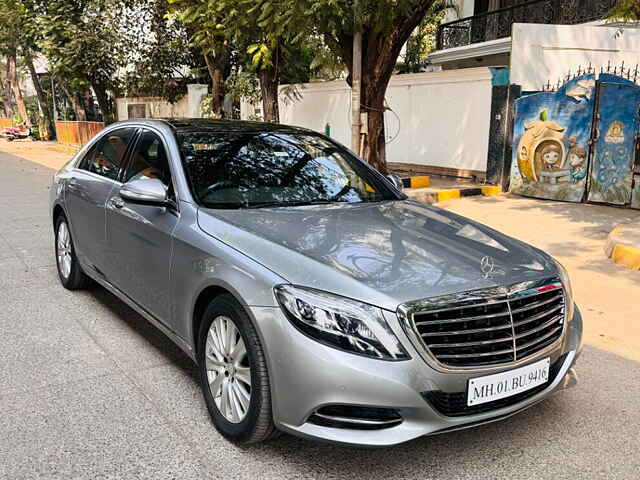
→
(71, 167, 123, 186)
(312, 412, 401, 426)
(514, 316, 563, 340)
(427, 336, 513, 349)
(411, 297, 511, 316)
(422, 322, 512, 336)
(396, 277, 567, 373)
(516, 326, 563, 351)
(510, 292, 563, 314)
(512, 305, 562, 328)
(507, 298, 517, 361)
(437, 347, 515, 359)
(415, 310, 510, 326)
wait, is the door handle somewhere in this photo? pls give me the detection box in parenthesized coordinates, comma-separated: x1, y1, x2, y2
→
(108, 197, 125, 209)
(67, 178, 79, 191)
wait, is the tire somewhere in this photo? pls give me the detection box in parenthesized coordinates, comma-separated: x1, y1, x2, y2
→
(197, 294, 277, 444)
(54, 214, 91, 290)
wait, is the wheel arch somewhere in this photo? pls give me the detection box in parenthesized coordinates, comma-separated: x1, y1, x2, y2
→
(52, 203, 66, 228)
(192, 284, 241, 359)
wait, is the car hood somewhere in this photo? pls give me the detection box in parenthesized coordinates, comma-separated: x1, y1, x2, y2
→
(197, 200, 557, 311)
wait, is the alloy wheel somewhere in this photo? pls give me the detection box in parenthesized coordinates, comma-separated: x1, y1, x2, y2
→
(205, 315, 252, 423)
(56, 221, 72, 279)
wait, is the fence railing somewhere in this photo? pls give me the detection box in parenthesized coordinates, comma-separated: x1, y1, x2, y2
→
(436, 0, 618, 51)
(55, 121, 104, 147)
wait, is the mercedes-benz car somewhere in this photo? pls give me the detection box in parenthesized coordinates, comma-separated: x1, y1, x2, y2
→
(50, 119, 582, 446)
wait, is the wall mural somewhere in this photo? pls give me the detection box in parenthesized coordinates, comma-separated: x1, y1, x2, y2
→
(587, 78, 640, 205)
(509, 75, 595, 202)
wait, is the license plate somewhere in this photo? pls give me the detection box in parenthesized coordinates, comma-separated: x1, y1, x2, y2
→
(467, 357, 550, 406)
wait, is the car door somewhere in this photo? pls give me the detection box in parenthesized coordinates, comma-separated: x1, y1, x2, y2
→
(65, 127, 136, 271)
(104, 128, 180, 323)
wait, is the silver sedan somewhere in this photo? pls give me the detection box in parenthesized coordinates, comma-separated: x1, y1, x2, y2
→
(50, 119, 582, 446)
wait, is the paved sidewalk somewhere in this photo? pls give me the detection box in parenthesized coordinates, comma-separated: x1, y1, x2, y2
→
(1, 148, 639, 479)
(442, 194, 640, 363)
(0, 139, 74, 170)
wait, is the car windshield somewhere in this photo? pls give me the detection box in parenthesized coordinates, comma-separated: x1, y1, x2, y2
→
(177, 130, 398, 209)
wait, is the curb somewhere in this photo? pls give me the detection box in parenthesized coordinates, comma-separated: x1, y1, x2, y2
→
(605, 225, 640, 270)
(404, 182, 502, 204)
(402, 176, 430, 189)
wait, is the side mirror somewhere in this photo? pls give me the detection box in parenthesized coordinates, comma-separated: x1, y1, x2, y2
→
(120, 178, 168, 205)
(387, 174, 404, 191)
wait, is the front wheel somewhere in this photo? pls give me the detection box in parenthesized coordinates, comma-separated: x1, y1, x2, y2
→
(55, 215, 91, 290)
(197, 294, 277, 444)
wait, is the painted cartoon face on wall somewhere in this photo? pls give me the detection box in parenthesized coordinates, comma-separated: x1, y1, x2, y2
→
(515, 109, 566, 181)
(568, 145, 587, 183)
(519, 145, 528, 162)
(541, 144, 561, 170)
(511, 73, 640, 207)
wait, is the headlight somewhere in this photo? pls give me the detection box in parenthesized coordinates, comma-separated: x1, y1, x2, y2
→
(274, 285, 409, 360)
(552, 258, 575, 321)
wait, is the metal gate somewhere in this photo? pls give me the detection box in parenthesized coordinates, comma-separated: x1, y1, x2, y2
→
(509, 71, 640, 209)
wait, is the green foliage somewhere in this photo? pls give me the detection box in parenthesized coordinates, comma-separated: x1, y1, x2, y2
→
(122, 0, 196, 102)
(170, 0, 311, 72)
(35, 0, 133, 95)
(607, 0, 640, 23)
(396, 1, 454, 74)
(225, 70, 261, 104)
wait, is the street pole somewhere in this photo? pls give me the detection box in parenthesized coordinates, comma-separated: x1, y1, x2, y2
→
(50, 74, 57, 122)
(351, 0, 362, 156)
(50, 74, 58, 140)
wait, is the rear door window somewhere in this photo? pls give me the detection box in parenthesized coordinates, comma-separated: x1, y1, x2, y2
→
(78, 128, 136, 181)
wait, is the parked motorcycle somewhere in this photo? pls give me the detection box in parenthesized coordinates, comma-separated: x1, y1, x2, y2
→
(1, 125, 33, 141)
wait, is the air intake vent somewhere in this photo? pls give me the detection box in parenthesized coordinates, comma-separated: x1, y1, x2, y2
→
(308, 405, 402, 430)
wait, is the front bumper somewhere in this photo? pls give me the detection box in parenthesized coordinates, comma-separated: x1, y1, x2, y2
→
(249, 304, 583, 447)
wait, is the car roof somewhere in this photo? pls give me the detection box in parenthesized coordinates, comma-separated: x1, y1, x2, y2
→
(115, 118, 315, 135)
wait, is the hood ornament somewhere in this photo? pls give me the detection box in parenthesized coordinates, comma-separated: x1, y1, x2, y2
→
(480, 255, 504, 279)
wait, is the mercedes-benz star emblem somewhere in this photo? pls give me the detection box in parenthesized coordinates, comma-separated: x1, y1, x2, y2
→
(480, 255, 498, 279)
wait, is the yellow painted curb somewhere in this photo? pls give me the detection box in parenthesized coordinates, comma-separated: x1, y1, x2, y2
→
(409, 176, 430, 188)
(481, 185, 502, 196)
(611, 244, 640, 270)
(437, 189, 461, 202)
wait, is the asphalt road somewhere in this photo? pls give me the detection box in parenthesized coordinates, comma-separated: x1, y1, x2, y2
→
(1, 151, 638, 479)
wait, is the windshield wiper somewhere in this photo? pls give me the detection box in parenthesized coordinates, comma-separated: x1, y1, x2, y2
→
(245, 199, 338, 209)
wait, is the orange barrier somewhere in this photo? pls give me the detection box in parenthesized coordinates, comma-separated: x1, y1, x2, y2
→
(0, 118, 12, 128)
(55, 121, 104, 147)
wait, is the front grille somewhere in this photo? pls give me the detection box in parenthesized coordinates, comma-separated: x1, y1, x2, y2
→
(423, 353, 567, 417)
(410, 280, 565, 368)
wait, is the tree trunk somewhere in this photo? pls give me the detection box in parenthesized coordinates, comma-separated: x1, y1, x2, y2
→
(204, 45, 231, 119)
(360, 89, 387, 173)
(60, 83, 87, 121)
(6, 48, 31, 126)
(25, 53, 55, 139)
(92, 82, 114, 123)
(0, 78, 14, 118)
(332, 1, 436, 172)
(258, 42, 281, 123)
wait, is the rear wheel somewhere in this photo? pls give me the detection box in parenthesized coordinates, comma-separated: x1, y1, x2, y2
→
(197, 294, 277, 443)
(55, 215, 91, 290)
